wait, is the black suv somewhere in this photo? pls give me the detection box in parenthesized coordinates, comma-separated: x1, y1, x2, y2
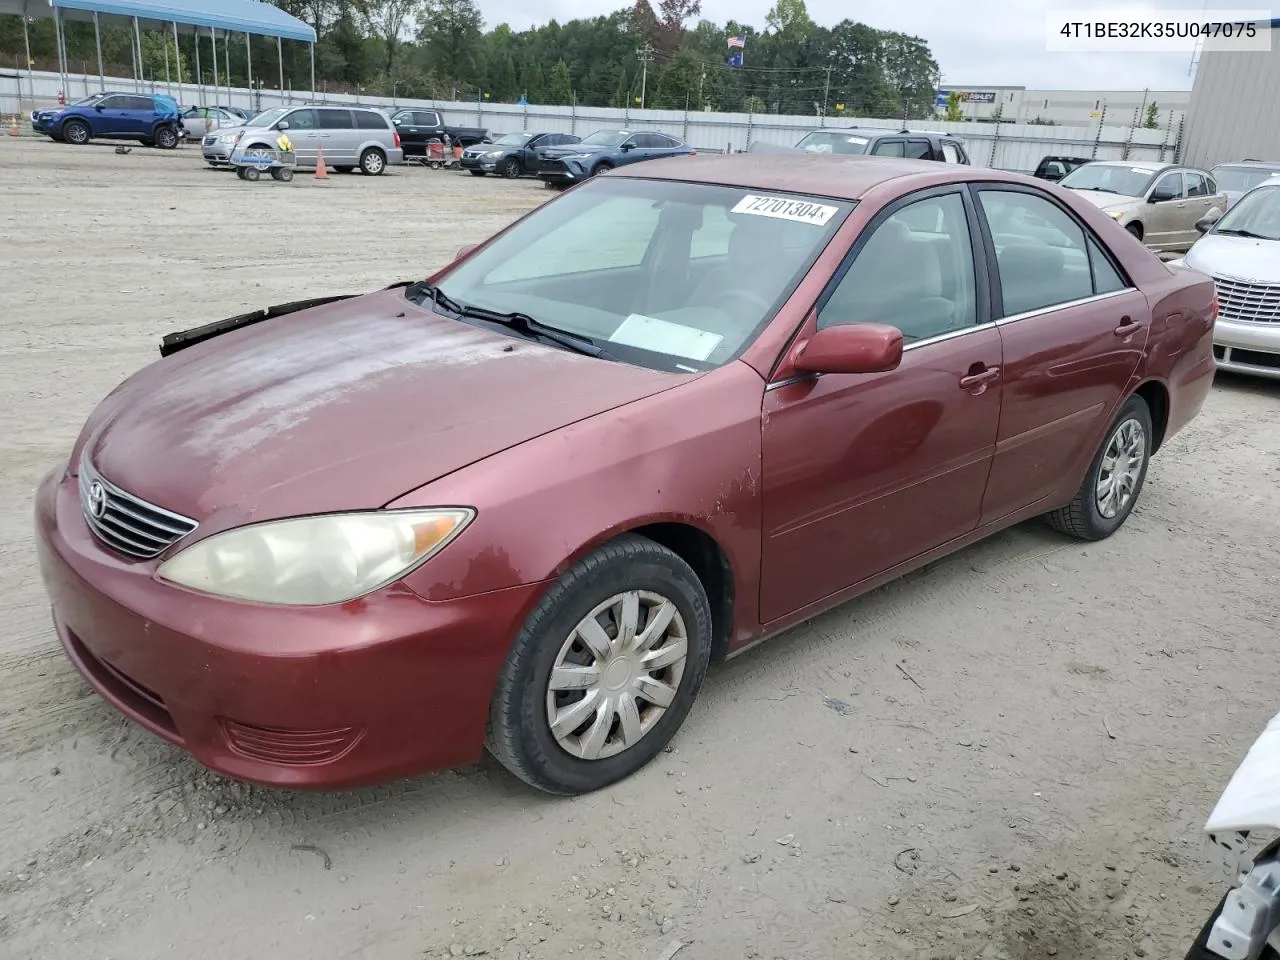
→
(749, 126, 970, 164)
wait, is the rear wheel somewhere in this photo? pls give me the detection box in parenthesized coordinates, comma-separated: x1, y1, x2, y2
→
(486, 535, 713, 795)
(1045, 394, 1152, 541)
(154, 125, 178, 150)
(359, 147, 387, 175)
(62, 119, 90, 145)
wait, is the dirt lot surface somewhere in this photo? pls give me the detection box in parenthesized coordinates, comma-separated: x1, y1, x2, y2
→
(2, 136, 1279, 960)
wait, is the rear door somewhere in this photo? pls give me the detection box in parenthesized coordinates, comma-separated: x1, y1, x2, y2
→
(316, 107, 356, 164)
(391, 110, 426, 155)
(943, 140, 970, 164)
(1185, 171, 1218, 224)
(971, 184, 1150, 523)
(1144, 171, 1189, 250)
(903, 138, 933, 160)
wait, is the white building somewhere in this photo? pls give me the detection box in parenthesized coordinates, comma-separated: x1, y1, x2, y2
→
(1182, 19, 1280, 168)
(935, 85, 1189, 128)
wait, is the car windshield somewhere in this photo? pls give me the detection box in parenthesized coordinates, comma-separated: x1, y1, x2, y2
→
(494, 133, 532, 146)
(429, 177, 852, 371)
(72, 93, 108, 106)
(579, 131, 628, 147)
(1211, 184, 1280, 241)
(1211, 165, 1280, 193)
(247, 107, 287, 128)
(795, 131, 874, 155)
(1059, 164, 1158, 197)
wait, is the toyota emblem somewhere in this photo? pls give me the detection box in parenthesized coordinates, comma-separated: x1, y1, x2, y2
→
(87, 480, 108, 519)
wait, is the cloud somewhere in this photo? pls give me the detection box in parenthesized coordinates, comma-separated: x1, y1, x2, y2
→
(474, 0, 1251, 91)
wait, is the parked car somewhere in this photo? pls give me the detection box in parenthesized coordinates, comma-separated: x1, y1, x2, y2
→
(536, 129, 693, 186)
(462, 132, 582, 178)
(1058, 160, 1227, 252)
(388, 108, 488, 155)
(1033, 155, 1091, 182)
(204, 104, 404, 175)
(749, 126, 971, 164)
(31, 91, 182, 149)
(1169, 179, 1280, 379)
(35, 154, 1216, 796)
(1208, 159, 1280, 209)
(179, 105, 245, 141)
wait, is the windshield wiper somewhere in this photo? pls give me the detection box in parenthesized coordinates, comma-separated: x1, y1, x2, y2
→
(1082, 187, 1120, 194)
(1216, 228, 1277, 240)
(404, 281, 613, 360)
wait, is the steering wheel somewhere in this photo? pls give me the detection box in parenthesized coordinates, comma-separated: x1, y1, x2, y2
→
(714, 288, 771, 317)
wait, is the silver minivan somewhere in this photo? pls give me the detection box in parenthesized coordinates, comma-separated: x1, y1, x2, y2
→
(203, 104, 404, 175)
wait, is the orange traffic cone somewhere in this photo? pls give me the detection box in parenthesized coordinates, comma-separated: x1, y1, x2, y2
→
(314, 148, 329, 182)
(8, 116, 19, 137)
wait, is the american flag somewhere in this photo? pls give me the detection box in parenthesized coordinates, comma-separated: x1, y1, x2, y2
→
(727, 35, 746, 47)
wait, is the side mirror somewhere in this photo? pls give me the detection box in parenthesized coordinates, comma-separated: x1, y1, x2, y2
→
(1195, 215, 1219, 234)
(94, 104, 105, 111)
(791, 323, 903, 376)
(276, 120, 290, 131)
(1149, 187, 1176, 203)
(456, 243, 478, 260)
(620, 142, 635, 152)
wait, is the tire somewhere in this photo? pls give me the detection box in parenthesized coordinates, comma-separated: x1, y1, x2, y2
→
(1126, 221, 1144, 241)
(502, 157, 521, 179)
(469, 169, 487, 177)
(243, 166, 260, 182)
(235, 166, 248, 180)
(591, 161, 613, 177)
(275, 166, 294, 182)
(154, 125, 178, 150)
(359, 147, 387, 176)
(1045, 393, 1153, 541)
(62, 119, 90, 145)
(486, 534, 714, 795)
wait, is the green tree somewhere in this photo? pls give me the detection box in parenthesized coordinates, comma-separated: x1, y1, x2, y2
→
(944, 91, 964, 121)
(1144, 101, 1159, 128)
(651, 46, 702, 108)
(140, 31, 192, 83)
(355, 0, 421, 75)
(546, 58, 573, 104)
(417, 0, 483, 85)
(766, 0, 814, 35)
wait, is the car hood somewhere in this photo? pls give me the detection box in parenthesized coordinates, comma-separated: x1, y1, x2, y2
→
(1185, 232, 1280, 282)
(203, 123, 249, 138)
(1068, 189, 1139, 213)
(79, 287, 684, 532)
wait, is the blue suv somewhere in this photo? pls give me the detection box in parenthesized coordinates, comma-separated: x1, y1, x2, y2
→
(535, 129, 694, 187)
(32, 92, 183, 149)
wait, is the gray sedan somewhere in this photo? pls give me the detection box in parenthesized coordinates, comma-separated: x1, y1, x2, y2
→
(180, 106, 245, 141)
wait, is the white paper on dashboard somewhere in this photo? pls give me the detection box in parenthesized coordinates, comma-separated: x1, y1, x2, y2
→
(731, 194, 840, 226)
(608, 314, 723, 361)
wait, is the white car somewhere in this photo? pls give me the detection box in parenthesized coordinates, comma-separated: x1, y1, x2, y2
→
(1169, 180, 1280, 380)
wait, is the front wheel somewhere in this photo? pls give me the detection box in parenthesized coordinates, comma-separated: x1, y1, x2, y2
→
(590, 162, 612, 177)
(486, 534, 713, 795)
(62, 119, 90, 145)
(502, 157, 521, 179)
(359, 147, 386, 175)
(1126, 221, 1144, 241)
(1045, 393, 1153, 540)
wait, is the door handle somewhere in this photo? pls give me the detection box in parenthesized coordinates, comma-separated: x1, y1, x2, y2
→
(1114, 315, 1146, 337)
(959, 366, 1000, 390)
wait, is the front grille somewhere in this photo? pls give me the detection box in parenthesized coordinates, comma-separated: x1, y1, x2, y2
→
(78, 459, 197, 560)
(1212, 275, 1280, 324)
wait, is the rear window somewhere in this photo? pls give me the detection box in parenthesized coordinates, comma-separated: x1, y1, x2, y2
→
(354, 110, 389, 130)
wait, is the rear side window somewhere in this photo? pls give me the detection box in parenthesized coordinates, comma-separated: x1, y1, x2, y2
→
(904, 139, 931, 160)
(317, 109, 354, 129)
(119, 95, 153, 111)
(942, 142, 962, 163)
(417, 111, 441, 126)
(1087, 237, 1128, 295)
(354, 110, 388, 130)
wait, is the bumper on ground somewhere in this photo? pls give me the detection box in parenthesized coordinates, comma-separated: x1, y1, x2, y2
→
(34, 467, 545, 789)
(1213, 318, 1280, 379)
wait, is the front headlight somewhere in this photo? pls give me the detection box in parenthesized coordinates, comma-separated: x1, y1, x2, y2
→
(219, 132, 242, 144)
(156, 508, 474, 605)
(1108, 210, 1126, 220)
(560, 153, 592, 161)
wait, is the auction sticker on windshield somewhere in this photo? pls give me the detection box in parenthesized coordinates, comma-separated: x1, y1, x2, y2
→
(732, 194, 839, 226)
(609, 313, 723, 361)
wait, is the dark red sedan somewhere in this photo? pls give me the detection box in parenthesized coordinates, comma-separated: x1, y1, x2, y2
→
(35, 154, 1217, 795)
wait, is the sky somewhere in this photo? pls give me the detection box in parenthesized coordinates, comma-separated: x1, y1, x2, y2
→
(473, 0, 1255, 91)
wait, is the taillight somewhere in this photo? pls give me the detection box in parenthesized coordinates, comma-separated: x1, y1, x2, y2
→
(393, 130, 401, 149)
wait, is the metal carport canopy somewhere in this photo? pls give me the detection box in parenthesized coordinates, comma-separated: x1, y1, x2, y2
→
(41, 0, 316, 42)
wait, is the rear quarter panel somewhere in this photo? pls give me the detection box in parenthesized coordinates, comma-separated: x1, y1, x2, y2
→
(387, 361, 768, 650)
(1134, 265, 1218, 443)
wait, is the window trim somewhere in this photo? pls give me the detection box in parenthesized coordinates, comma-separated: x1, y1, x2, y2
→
(811, 183, 993, 336)
(966, 182, 1139, 324)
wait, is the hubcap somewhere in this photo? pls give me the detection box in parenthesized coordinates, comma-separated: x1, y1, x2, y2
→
(545, 591, 688, 761)
(366, 153, 383, 173)
(1095, 418, 1146, 519)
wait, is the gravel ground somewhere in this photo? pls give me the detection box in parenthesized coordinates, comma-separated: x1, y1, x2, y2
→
(2, 136, 1279, 960)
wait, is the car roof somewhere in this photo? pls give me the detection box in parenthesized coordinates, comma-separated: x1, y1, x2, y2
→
(1087, 160, 1169, 172)
(1214, 159, 1280, 167)
(612, 153, 983, 201)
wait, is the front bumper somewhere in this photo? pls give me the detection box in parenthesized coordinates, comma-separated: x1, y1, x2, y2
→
(1213, 318, 1280, 380)
(460, 154, 499, 171)
(34, 466, 544, 789)
(202, 139, 236, 164)
(31, 115, 54, 135)
(537, 158, 583, 182)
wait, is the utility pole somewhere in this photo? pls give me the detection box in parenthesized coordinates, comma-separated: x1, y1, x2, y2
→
(822, 65, 832, 119)
(637, 42, 654, 109)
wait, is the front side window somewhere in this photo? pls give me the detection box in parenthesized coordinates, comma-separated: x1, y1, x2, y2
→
(820, 192, 977, 343)
(432, 178, 852, 370)
(1059, 164, 1157, 198)
(872, 139, 906, 157)
(1150, 172, 1185, 201)
(978, 189, 1102, 316)
(285, 109, 318, 130)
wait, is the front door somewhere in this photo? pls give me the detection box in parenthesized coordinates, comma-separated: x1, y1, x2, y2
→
(1144, 171, 1189, 250)
(283, 108, 319, 165)
(90, 95, 128, 136)
(971, 185, 1150, 522)
(759, 187, 1002, 622)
